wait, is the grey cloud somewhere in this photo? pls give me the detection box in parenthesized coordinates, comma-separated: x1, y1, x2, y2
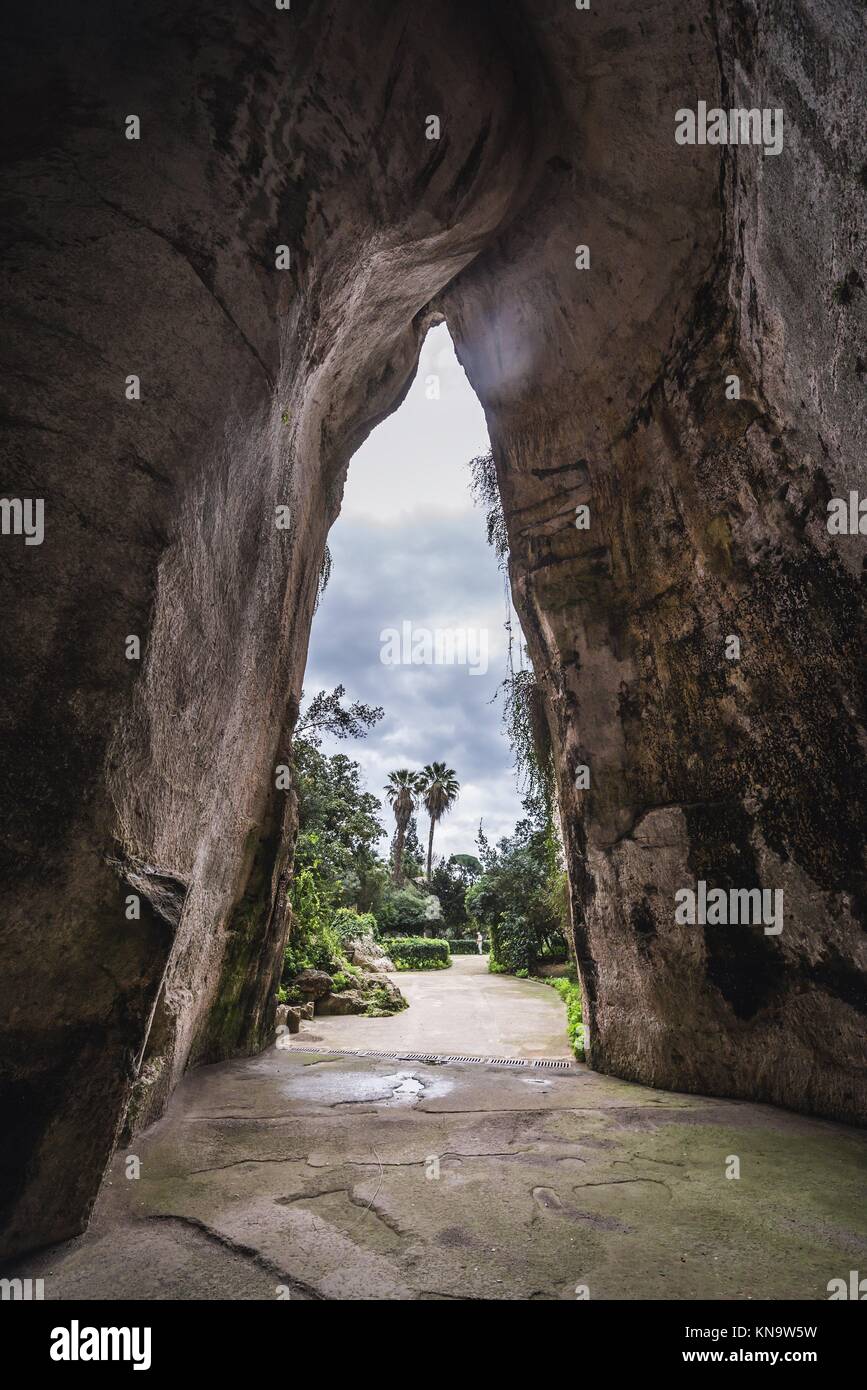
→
(305, 513, 523, 856)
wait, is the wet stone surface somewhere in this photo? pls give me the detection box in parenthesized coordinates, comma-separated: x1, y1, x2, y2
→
(16, 1046, 867, 1301)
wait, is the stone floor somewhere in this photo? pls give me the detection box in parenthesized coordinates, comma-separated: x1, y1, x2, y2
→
(296, 953, 573, 1060)
(17, 1044, 867, 1301)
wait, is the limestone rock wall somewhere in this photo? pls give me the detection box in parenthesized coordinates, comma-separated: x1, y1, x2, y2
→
(1, 0, 863, 1260)
(0, 0, 533, 1258)
(442, 0, 866, 1120)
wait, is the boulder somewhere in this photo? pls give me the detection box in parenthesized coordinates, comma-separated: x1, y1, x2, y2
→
(344, 935, 396, 973)
(316, 990, 366, 1017)
(275, 1004, 301, 1034)
(357, 974, 405, 1009)
(292, 969, 333, 999)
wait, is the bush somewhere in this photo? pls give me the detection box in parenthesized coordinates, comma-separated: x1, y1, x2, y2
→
(283, 918, 343, 977)
(381, 936, 451, 970)
(546, 974, 585, 1060)
(489, 911, 536, 975)
(363, 983, 409, 1017)
(284, 863, 345, 978)
(332, 907, 378, 941)
(538, 937, 569, 964)
(377, 885, 431, 933)
(448, 938, 487, 954)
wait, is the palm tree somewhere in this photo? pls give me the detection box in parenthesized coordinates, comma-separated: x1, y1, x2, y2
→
(384, 770, 422, 884)
(420, 762, 460, 881)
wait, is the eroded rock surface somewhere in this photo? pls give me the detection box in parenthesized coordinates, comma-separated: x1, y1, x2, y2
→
(6, 1049, 865, 1301)
(1, 0, 864, 1258)
(345, 935, 397, 973)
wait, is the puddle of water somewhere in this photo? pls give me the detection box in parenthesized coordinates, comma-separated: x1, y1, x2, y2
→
(391, 1075, 425, 1101)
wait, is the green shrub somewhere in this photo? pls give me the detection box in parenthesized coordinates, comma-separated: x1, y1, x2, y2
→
(363, 984, 409, 1017)
(546, 974, 585, 1060)
(448, 938, 487, 954)
(283, 863, 345, 978)
(332, 907, 378, 941)
(283, 925, 342, 977)
(377, 885, 431, 933)
(538, 936, 568, 964)
(489, 911, 535, 974)
(381, 936, 451, 970)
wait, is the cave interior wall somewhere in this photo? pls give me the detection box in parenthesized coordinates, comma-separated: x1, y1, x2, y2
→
(0, 0, 863, 1260)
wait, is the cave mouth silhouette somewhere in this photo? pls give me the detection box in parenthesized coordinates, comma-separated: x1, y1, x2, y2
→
(296, 321, 562, 1047)
(303, 321, 524, 866)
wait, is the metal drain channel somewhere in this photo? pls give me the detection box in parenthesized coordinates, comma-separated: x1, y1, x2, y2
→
(290, 1045, 577, 1071)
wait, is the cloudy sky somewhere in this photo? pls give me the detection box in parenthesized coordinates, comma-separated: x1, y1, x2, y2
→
(303, 324, 525, 861)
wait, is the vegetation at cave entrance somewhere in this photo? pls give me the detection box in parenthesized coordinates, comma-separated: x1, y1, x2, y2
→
(283, 673, 581, 1053)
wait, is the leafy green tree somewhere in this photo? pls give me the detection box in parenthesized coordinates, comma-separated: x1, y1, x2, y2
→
(295, 684, 383, 747)
(286, 708, 388, 980)
(430, 854, 482, 930)
(466, 809, 567, 973)
(401, 816, 425, 881)
(419, 762, 460, 880)
(292, 741, 385, 899)
(376, 884, 430, 934)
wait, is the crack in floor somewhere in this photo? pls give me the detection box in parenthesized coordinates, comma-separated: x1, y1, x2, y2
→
(144, 1213, 325, 1299)
(305, 1147, 536, 1170)
(275, 1179, 405, 1237)
(417, 1105, 612, 1116)
(188, 1155, 307, 1175)
(614, 1152, 686, 1168)
(571, 1177, 672, 1195)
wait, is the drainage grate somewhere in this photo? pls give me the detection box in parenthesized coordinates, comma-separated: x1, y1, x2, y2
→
(287, 1044, 578, 1071)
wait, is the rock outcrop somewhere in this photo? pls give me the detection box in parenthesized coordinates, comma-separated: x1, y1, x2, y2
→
(1, 0, 863, 1259)
(315, 973, 406, 1017)
(291, 970, 334, 1001)
(345, 936, 397, 974)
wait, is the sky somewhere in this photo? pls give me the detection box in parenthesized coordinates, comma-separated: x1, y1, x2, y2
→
(303, 323, 525, 862)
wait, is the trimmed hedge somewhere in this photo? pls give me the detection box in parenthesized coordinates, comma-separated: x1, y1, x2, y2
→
(448, 939, 487, 954)
(381, 936, 451, 970)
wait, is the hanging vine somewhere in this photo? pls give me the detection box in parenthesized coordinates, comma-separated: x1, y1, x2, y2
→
(467, 451, 509, 569)
(314, 544, 332, 611)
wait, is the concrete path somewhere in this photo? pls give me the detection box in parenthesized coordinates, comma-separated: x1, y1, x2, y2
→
(15, 1046, 867, 1301)
(297, 954, 572, 1060)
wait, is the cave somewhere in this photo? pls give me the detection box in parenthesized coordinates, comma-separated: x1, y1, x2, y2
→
(1, 0, 865, 1294)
